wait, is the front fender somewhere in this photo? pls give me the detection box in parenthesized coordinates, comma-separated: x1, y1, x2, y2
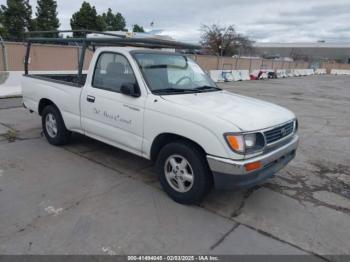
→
(142, 104, 243, 160)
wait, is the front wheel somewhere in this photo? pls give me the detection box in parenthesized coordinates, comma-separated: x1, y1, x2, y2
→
(156, 141, 213, 204)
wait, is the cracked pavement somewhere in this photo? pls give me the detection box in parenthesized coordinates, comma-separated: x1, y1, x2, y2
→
(0, 76, 349, 259)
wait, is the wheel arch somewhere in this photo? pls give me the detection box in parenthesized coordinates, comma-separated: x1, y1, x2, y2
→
(150, 133, 207, 162)
(38, 98, 57, 116)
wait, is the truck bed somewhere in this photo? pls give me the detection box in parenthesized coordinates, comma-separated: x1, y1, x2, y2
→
(25, 74, 87, 87)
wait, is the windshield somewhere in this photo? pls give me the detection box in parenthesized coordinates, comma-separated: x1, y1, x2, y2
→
(133, 53, 220, 95)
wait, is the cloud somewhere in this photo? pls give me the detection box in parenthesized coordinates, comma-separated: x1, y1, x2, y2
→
(280, 3, 350, 16)
(1, 0, 349, 42)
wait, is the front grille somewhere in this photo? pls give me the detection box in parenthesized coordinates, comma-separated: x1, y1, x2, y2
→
(264, 121, 294, 144)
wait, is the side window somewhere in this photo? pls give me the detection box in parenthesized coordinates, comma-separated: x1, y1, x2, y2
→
(92, 53, 137, 93)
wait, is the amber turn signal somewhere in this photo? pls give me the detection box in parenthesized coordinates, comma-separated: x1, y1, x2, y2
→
(225, 135, 244, 152)
(244, 161, 262, 172)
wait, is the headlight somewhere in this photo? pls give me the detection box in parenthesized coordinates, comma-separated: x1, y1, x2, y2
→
(244, 133, 256, 148)
(224, 132, 265, 154)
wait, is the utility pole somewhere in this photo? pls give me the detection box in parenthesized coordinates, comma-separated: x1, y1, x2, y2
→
(0, 34, 8, 71)
(249, 53, 252, 72)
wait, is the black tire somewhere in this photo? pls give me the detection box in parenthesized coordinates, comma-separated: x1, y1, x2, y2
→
(156, 140, 213, 205)
(42, 105, 71, 146)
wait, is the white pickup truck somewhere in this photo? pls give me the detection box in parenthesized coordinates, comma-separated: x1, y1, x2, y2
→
(22, 36, 299, 204)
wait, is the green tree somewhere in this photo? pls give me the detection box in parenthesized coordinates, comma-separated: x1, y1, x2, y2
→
(34, 0, 60, 37)
(102, 8, 126, 31)
(70, 2, 105, 37)
(0, 0, 33, 40)
(0, 9, 6, 37)
(132, 24, 144, 33)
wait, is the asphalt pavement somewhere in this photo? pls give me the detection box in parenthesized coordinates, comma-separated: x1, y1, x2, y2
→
(0, 75, 349, 259)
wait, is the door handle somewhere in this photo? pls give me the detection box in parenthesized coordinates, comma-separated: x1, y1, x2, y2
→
(87, 95, 95, 103)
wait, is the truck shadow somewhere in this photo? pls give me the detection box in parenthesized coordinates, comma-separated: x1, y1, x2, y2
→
(64, 133, 254, 210)
(64, 133, 158, 186)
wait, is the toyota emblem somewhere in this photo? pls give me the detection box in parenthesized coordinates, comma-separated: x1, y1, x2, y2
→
(281, 127, 287, 136)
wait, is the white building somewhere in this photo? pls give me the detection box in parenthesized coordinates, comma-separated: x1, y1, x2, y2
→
(252, 42, 350, 63)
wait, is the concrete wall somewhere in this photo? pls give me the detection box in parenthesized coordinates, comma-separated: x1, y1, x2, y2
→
(321, 62, 350, 74)
(0, 41, 346, 73)
(191, 54, 310, 71)
(0, 42, 93, 71)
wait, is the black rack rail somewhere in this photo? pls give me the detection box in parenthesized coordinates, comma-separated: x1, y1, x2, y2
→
(24, 30, 200, 83)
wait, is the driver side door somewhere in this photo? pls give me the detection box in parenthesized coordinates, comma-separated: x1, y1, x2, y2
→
(81, 52, 145, 155)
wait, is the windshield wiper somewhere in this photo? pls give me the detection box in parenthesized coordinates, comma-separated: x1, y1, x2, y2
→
(152, 86, 221, 95)
(194, 86, 221, 91)
(152, 88, 197, 94)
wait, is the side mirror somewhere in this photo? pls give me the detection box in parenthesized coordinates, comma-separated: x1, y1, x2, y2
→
(120, 83, 140, 97)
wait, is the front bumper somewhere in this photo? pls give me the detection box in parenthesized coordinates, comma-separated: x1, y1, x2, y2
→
(207, 135, 299, 189)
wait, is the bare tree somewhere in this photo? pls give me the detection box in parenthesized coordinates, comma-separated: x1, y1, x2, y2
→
(200, 24, 253, 56)
(289, 49, 310, 62)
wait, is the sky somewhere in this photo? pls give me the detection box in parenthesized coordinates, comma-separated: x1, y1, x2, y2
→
(1, 0, 350, 43)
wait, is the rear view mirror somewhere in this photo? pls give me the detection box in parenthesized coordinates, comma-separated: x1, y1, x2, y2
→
(121, 83, 140, 97)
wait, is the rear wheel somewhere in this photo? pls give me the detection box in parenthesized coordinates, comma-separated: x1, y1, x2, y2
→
(42, 105, 71, 146)
(156, 141, 212, 204)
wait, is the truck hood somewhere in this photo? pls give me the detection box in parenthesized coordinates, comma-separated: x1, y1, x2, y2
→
(162, 90, 295, 131)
